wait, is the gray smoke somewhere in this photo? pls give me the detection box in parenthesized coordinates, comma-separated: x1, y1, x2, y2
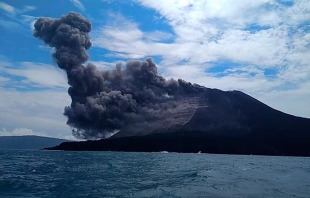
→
(33, 12, 205, 139)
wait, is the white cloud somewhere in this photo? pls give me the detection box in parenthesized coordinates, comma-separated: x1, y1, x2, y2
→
(0, 57, 68, 89)
(0, 88, 70, 123)
(0, 2, 37, 30)
(144, 31, 173, 41)
(1, 62, 68, 88)
(0, 76, 10, 85)
(93, 11, 290, 67)
(0, 2, 15, 14)
(22, 5, 36, 12)
(70, 0, 85, 11)
(0, 57, 71, 137)
(91, 0, 310, 118)
(164, 65, 280, 93)
(92, 12, 175, 59)
(0, 87, 75, 139)
(0, 56, 76, 139)
(134, 0, 282, 28)
(252, 83, 310, 119)
(0, 2, 36, 15)
(0, 127, 47, 137)
(285, 0, 310, 25)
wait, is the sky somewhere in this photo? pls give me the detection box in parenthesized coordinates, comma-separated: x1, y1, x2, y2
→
(0, 0, 309, 139)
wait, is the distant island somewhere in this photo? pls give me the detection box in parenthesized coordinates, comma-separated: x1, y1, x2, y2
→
(46, 89, 310, 157)
(0, 136, 70, 150)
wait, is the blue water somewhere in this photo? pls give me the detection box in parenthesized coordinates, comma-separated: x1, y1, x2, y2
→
(0, 150, 309, 198)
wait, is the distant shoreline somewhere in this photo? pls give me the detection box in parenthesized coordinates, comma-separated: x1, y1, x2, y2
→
(45, 131, 310, 157)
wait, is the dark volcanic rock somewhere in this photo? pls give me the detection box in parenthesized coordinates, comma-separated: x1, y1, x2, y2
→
(181, 89, 310, 137)
(46, 88, 310, 156)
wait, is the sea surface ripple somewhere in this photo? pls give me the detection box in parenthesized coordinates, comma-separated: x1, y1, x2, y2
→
(0, 150, 309, 198)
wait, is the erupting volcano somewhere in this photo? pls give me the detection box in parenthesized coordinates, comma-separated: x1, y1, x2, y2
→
(34, 12, 310, 156)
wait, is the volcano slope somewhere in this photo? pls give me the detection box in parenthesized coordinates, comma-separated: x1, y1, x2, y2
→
(48, 88, 310, 156)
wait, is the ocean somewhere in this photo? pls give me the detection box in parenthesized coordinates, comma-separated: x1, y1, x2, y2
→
(0, 150, 309, 198)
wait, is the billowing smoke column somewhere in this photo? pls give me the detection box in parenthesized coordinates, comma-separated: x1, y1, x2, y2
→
(33, 12, 205, 139)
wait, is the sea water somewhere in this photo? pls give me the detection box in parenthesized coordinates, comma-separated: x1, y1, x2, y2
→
(0, 150, 309, 198)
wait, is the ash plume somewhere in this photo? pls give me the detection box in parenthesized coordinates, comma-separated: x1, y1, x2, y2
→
(33, 12, 205, 139)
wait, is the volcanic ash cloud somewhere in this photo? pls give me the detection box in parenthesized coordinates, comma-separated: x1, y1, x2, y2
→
(33, 12, 205, 139)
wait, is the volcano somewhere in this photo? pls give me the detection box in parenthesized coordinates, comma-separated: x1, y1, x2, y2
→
(32, 12, 310, 156)
(47, 88, 310, 156)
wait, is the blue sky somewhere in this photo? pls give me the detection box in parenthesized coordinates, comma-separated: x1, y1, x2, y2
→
(0, 0, 309, 139)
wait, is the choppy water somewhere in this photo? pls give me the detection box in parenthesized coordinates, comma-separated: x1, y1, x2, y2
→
(0, 150, 309, 198)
